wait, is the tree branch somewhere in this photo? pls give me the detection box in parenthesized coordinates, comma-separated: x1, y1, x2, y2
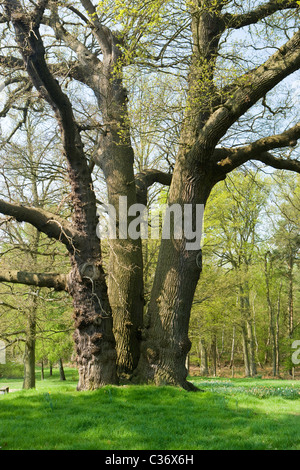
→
(0, 55, 24, 70)
(195, 28, 300, 151)
(135, 169, 172, 205)
(4, 0, 101, 240)
(4, 0, 85, 164)
(0, 199, 81, 249)
(214, 122, 300, 174)
(47, 4, 101, 68)
(252, 152, 300, 173)
(0, 270, 68, 291)
(0, 54, 87, 85)
(79, 0, 113, 58)
(223, 0, 299, 30)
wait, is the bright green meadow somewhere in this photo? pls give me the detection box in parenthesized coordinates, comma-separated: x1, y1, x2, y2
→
(0, 368, 299, 450)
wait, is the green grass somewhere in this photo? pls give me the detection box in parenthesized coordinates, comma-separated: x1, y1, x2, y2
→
(0, 369, 300, 450)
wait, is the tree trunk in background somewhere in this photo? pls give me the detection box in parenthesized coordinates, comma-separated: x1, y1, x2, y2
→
(132, 6, 231, 389)
(22, 313, 36, 389)
(287, 257, 294, 376)
(247, 319, 257, 377)
(59, 358, 66, 381)
(264, 253, 277, 376)
(276, 283, 282, 376)
(211, 334, 217, 377)
(241, 322, 250, 377)
(23, 288, 38, 390)
(230, 326, 236, 373)
(252, 299, 262, 369)
(199, 338, 209, 376)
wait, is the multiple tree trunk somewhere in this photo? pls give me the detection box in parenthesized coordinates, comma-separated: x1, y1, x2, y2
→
(1, 1, 300, 389)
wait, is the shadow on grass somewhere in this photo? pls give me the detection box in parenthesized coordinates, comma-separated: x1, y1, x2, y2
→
(0, 383, 299, 450)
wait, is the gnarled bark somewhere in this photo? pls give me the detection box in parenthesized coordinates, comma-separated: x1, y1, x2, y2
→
(3, 0, 118, 389)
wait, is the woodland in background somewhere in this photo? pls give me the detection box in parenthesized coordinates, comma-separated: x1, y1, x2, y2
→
(0, 1, 300, 390)
(1, 162, 299, 383)
(190, 169, 300, 378)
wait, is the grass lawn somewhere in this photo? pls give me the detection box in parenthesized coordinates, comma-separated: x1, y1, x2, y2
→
(0, 368, 299, 450)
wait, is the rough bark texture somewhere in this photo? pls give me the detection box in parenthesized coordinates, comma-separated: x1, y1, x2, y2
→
(132, 156, 219, 390)
(2, 0, 300, 391)
(3, 0, 118, 389)
(65, 3, 146, 376)
(132, 5, 226, 390)
(96, 123, 144, 376)
(133, 3, 300, 389)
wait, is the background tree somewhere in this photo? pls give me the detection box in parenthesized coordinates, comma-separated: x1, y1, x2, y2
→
(269, 172, 300, 374)
(189, 169, 300, 378)
(0, 107, 72, 388)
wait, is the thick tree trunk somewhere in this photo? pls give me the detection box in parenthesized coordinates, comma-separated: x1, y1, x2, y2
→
(132, 158, 217, 390)
(240, 283, 257, 377)
(69, 258, 118, 390)
(131, 6, 229, 389)
(103, 158, 144, 376)
(95, 69, 144, 377)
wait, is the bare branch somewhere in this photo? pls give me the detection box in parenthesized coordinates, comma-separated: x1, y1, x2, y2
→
(252, 152, 300, 173)
(195, 29, 300, 151)
(0, 270, 68, 291)
(0, 54, 25, 70)
(4, 0, 101, 241)
(47, 4, 101, 68)
(223, 0, 299, 30)
(4, 0, 85, 163)
(0, 199, 81, 248)
(79, 0, 114, 58)
(214, 122, 300, 173)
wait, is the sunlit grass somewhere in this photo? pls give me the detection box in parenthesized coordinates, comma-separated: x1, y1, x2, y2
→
(0, 369, 299, 450)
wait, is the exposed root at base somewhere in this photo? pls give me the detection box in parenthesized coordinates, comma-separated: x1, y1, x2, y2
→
(182, 380, 204, 392)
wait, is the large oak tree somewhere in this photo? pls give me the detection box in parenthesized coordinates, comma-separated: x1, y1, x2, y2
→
(0, 0, 300, 390)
